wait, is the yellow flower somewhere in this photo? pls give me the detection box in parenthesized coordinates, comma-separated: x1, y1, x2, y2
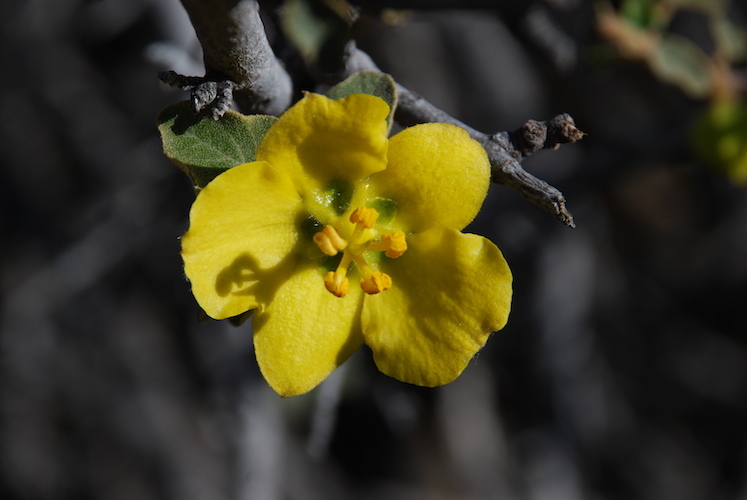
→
(181, 92, 512, 396)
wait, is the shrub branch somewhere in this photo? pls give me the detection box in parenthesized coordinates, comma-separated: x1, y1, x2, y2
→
(162, 0, 582, 227)
(161, 0, 292, 118)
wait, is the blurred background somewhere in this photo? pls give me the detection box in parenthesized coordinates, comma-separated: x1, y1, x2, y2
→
(2, 0, 747, 499)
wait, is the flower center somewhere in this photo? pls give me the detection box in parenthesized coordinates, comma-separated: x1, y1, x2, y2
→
(313, 206, 407, 297)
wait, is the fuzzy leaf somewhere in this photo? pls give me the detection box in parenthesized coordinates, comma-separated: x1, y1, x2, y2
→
(158, 101, 276, 189)
(327, 71, 398, 131)
(648, 34, 711, 98)
(712, 17, 747, 63)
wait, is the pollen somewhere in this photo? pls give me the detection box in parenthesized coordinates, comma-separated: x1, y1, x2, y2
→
(315, 206, 407, 297)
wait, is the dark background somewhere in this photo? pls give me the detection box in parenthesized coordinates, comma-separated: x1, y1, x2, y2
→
(2, 1, 746, 499)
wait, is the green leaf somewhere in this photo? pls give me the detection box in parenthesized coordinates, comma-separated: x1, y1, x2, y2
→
(327, 71, 398, 131)
(157, 101, 276, 189)
(621, 0, 662, 30)
(648, 34, 712, 98)
(712, 17, 747, 63)
(280, 0, 356, 74)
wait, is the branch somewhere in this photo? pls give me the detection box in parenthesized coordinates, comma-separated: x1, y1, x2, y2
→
(161, 0, 292, 118)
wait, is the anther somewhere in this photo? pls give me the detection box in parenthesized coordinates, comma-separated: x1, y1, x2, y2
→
(382, 231, 407, 258)
(360, 270, 392, 295)
(350, 206, 379, 229)
(313, 226, 347, 256)
(367, 231, 407, 258)
(324, 271, 349, 297)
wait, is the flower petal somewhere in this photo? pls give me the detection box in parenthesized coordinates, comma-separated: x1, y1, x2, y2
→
(256, 93, 390, 219)
(368, 123, 490, 232)
(362, 227, 512, 387)
(253, 260, 364, 397)
(182, 161, 303, 319)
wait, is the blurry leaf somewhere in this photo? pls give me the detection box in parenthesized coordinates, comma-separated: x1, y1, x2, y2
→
(596, 4, 659, 61)
(326, 71, 398, 131)
(648, 34, 712, 98)
(711, 17, 747, 63)
(157, 101, 276, 190)
(621, 0, 663, 30)
(281, 0, 356, 74)
(692, 100, 747, 185)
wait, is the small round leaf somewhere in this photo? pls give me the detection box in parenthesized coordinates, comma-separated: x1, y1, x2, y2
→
(158, 101, 277, 189)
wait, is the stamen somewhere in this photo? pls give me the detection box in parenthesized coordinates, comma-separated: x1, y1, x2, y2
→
(367, 231, 407, 258)
(324, 272, 349, 297)
(313, 226, 347, 256)
(324, 251, 353, 297)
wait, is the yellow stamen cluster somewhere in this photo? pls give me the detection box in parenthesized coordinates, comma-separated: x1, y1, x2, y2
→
(315, 207, 408, 297)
